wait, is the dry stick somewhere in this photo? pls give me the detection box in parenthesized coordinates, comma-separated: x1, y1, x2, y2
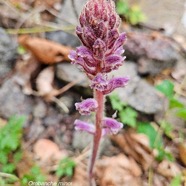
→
(50, 78, 84, 113)
(15, 6, 45, 30)
(0, 172, 19, 181)
(51, 97, 69, 113)
(3, 1, 75, 35)
(71, 0, 79, 19)
(51, 77, 83, 98)
(45, 7, 77, 26)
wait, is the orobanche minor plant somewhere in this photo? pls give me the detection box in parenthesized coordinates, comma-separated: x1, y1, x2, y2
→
(69, 0, 129, 185)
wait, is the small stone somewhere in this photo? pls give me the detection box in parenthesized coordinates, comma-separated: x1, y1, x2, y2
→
(33, 99, 47, 119)
(72, 130, 93, 150)
(45, 31, 80, 47)
(27, 119, 45, 141)
(56, 63, 90, 87)
(0, 78, 33, 120)
(0, 28, 17, 78)
(125, 33, 179, 75)
(121, 80, 164, 114)
(111, 61, 165, 114)
(43, 106, 63, 126)
(72, 129, 112, 155)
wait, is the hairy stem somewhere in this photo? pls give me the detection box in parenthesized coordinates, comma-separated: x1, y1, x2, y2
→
(89, 90, 104, 186)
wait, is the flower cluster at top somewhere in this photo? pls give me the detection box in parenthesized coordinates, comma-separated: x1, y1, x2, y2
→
(69, 0, 129, 136)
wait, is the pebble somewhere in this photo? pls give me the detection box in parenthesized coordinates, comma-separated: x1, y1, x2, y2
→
(0, 28, 17, 78)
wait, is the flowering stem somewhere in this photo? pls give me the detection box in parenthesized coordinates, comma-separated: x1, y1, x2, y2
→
(88, 90, 104, 186)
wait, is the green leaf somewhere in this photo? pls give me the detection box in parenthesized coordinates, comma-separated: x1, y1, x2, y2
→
(21, 165, 45, 185)
(160, 121, 173, 138)
(156, 148, 174, 162)
(2, 163, 16, 174)
(0, 152, 8, 164)
(56, 157, 76, 178)
(116, 0, 129, 15)
(137, 122, 174, 161)
(13, 151, 22, 164)
(155, 80, 174, 98)
(109, 93, 125, 111)
(137, 122, 160, 148)
(128, 5, 146, 25)
(17, 45, 26, 55)
(176, 108, 186, 120)
(119, 107, 137, 128)
(170, 174, 182, 186)
(169, 98, 184, 109)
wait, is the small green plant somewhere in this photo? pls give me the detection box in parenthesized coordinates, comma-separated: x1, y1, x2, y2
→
(170, 174, 182, 186)
(137, 122, 174, 161)
(116, 0, 146, 25)
(109, 93, 138, 128)
(56, 157, 76, 178)
(109, 93, 174, 161)
(0, 116, 46, 185)
(0, 116, 25, 174)
(0, 116, 25, 185)
(155, 80, 186, 121)
(21, 166, 46, 185)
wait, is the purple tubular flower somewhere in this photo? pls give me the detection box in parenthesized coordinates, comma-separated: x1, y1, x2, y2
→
(103, 76, 130, 95)
(90, 73, 108, 91)
(75, 98, 98, 115)
(90, 74, 129, 95)
(102, 117, 123, 136)
(69, 49, 97, 75)
(74, 120, 95, 134)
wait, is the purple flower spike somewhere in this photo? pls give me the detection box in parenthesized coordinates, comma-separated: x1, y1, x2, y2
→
(74, 120, 95, 134)
(69, 0, 130, 181)
(75, 98, 98, 115)
(103, 77, 130, 95)
(90, 73, 108, 91)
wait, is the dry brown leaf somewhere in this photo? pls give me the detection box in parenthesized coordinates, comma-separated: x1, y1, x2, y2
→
(179, 142, 186, 166)
(73, 165, 88, 186)
(16, 151, 34, 178)
(33, 139, 67, 164)
(96, 154, 142, 186)
(111, 129, 154, 170)
(15, 56, 40, 95)
(157, 160, 181, 178)
(36, 66, 55, 96)
(153, 173, 170, 186)
(18, 35, 71, 64)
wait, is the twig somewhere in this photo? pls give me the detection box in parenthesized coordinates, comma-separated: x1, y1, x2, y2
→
(148, 167, 153, 186)
(6, 25, 75, 35)
(0, 172, 19, 181)
(51, 97, 69, 113)
(50, 78, 83, 98)
(71, 0, 79, 19)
